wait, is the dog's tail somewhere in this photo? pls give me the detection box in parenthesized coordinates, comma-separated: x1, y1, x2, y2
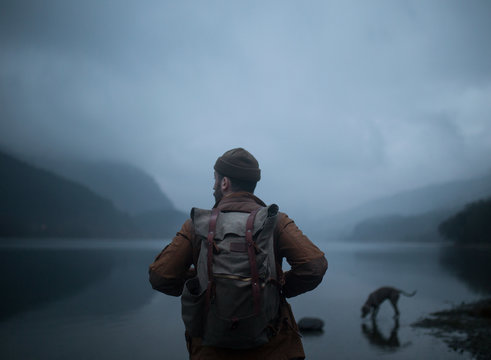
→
(399, 289, 417, 297)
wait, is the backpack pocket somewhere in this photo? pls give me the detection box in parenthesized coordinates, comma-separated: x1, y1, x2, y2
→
(181, 276, 206, 337)
(201, 276, 273, 349)
(203, 309, 270, 349)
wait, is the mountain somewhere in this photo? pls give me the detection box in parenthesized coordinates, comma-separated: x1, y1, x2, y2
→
(33, 158, 175, 215)
(30, 157, 188, 237)
(347, 209, 454, 242)
(353, 171, 491, 216)
(0, 151, 139, 238)
(315, 170, 491, 241)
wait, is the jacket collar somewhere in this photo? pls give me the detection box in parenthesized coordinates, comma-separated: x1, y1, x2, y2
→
(213, 191, 267, 212)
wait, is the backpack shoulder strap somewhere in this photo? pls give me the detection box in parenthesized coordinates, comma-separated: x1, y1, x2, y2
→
(205, 208, 220, 313)
(245, 208, 261, 315)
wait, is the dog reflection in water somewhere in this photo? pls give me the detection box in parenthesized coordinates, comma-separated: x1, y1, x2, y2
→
(361, 318, 400, 349)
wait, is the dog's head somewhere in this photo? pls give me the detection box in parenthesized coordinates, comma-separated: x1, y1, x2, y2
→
(361, 304, 370, 318)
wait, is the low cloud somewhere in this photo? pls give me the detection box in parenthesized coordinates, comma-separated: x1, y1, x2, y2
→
(1, 1, 491, 223)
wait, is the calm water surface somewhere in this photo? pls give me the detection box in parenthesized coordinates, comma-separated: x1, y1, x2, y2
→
(1, 238, 489, 359)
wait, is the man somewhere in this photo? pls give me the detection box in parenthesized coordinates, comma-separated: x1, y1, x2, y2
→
(149, 148, 327, 360)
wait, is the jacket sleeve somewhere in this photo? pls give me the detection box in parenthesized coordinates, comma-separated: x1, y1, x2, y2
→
(275, 213, 328, 298)
(148, 219, 196, 296)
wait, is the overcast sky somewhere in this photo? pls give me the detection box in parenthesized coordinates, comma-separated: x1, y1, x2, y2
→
(1, 0, 491, 222)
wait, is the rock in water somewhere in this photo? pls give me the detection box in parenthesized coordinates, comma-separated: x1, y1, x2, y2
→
(298, 317, 324, 332)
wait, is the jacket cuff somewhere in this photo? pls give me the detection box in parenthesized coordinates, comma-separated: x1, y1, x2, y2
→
(282, 256, 327, 298)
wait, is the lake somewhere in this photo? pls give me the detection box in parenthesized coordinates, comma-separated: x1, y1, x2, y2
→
(1, 238, 489, 359)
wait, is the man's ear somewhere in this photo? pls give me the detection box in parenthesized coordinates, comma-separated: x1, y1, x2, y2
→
(221, 176, 231, 191)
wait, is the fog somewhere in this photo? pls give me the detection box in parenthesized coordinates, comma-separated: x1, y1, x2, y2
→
(1, 0, 491, 223)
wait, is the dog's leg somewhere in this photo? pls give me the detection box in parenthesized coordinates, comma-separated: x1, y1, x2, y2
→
(390, 297, 400, 318)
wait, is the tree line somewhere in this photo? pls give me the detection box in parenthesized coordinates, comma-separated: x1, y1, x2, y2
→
(439, 197, 491, 244)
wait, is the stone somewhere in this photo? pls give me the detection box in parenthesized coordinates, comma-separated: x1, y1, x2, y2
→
(298, 317, 324, 332)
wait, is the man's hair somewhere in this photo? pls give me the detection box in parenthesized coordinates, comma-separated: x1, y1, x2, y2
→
(217, 173, 257, 193)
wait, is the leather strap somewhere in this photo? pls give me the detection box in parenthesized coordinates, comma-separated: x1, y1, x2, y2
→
(245, 208, 261, 315)
(205, 208, 220, 313)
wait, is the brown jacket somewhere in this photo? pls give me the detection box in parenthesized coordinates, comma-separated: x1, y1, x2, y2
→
(149, 192, 328, 360)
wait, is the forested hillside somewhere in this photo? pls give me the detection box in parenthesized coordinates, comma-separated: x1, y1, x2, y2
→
(314, 170, 491, 241)
(0, 151, 138, 237)
(31, 156, 188, 237)
(35, 159, 175, 215)
(439, 198, 491, 244)
(348, 209, 453, 242)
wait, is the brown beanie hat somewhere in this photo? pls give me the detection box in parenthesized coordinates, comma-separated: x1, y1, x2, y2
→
(214, 148, 261, 182)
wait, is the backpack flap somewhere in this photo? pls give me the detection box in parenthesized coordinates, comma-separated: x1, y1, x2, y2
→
(191, 206, 277, 239)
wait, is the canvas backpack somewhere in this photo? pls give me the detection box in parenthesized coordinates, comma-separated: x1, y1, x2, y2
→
(181, 204, 281, 349)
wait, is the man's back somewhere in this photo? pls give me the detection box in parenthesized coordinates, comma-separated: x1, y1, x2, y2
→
(150, 192, 327, 359)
